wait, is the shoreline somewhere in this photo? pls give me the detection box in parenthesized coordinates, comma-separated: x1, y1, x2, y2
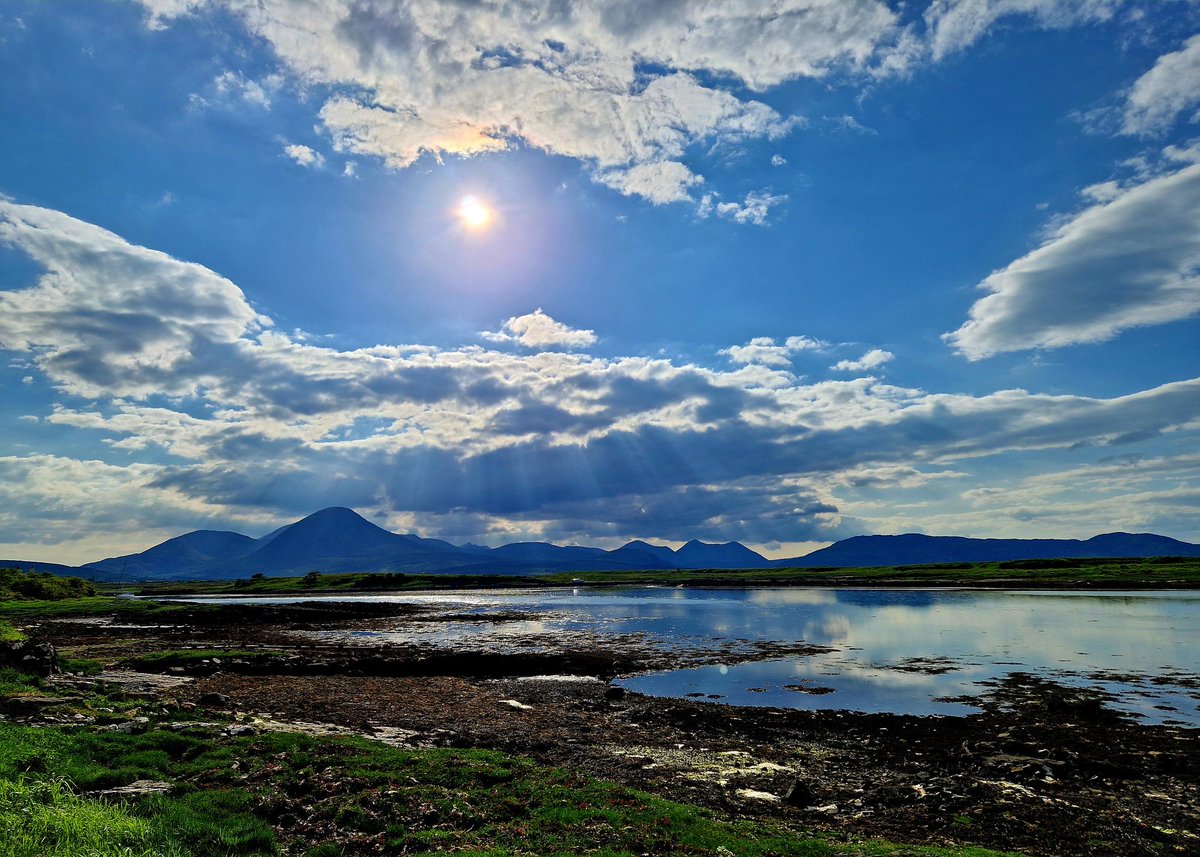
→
(2, 592, 1198, 855)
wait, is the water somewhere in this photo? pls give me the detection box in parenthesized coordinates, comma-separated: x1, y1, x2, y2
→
(164, 587, 1200, 724)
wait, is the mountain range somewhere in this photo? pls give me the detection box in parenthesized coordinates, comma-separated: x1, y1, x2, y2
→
(3, 506, 1198, 581)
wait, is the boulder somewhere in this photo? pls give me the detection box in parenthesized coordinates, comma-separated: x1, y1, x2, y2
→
(0, 639, 58, 677)
(1, 695, 76, 715)
(783, 779, 816, 806)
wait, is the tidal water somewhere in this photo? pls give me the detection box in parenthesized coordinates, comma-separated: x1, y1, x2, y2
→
(170, 587, 1200, 725)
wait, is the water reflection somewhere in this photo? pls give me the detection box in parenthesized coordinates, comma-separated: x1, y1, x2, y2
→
(168, 587, 1200, 724)
(612, 588, 1200, 724)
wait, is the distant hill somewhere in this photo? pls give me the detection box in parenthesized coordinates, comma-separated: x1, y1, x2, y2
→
(87, 530, 258, 577)
(673, 539, 771, 569)
(69, 507, 772, 580)
(0, 559, 97, 577)
(777, 532, 1200, 568)
(6, 508, 1198, 581)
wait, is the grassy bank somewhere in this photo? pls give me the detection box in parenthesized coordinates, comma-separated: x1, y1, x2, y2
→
(0, 720, 1015, 857)
(544, 555, 1200, 588)
(116, 556, 1200, 598)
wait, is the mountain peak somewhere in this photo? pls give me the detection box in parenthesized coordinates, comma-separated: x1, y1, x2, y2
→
(305, 506, 367, 521)
(674, 539, 769, 569)
(251, 506, 399, 565)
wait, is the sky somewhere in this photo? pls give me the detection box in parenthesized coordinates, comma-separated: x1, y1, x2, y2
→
(1, 0, 1198, 565)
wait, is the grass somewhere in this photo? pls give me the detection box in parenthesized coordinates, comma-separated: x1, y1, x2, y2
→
(539, 556, 1200, 588)
(115, 556, 1200, 599)
(0, 776, 183, 857)
(0, 595, 211, 621)
(0, 666, 42, 697)
(59, 657, 105, 676)
(0, 722, 1017, 857)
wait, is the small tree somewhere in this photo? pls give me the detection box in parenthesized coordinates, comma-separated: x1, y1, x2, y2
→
(301, 571, 322, 587)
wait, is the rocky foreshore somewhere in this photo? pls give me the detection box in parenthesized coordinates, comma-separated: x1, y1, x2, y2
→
(9, 597, 1200, 856)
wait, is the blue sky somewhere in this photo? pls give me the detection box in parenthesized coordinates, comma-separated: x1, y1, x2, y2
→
(1, 0, 1198, 564)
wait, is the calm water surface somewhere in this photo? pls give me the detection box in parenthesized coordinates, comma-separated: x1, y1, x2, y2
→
(169, 587, 1200, 725)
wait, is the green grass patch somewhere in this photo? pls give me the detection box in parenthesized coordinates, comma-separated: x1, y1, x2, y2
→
(59, 656, 105, 675)
(0, 618, 25, 643)
(0, 667, 42, 697)
(0, 776, 183, 857)
(0, 595, 207, 621)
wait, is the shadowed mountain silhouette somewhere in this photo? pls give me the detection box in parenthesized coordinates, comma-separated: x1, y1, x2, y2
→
(31, 508, 1196, 580)
(777, 532, 1200, 568)
(673, 539, 771, 569)
(78, 508, 758, 580)
(86, 530, 257, 577)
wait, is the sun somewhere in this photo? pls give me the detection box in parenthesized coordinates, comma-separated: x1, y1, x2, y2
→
(456, 195, 492, 230)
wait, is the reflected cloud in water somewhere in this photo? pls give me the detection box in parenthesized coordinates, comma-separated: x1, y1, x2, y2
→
(172, 587, 1200, 723)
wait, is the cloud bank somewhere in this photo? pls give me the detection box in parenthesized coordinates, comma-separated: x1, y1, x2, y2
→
(2, 200, 1198, 556)
(143, 0, 895, 206)
(947, 154, 1200, 359)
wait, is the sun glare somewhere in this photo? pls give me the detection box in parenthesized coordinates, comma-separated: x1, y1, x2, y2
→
(457, 195, 492, 230)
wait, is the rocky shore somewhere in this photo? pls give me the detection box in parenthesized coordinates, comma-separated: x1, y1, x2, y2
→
(13, 598, 1200, 855)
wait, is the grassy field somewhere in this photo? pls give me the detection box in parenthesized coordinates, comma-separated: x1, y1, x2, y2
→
(101, 556, 1200, 599)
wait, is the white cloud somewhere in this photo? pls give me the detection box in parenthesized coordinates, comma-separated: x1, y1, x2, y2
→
(0, 200, 266, 399)
(283, 143, 325, 168)
(721, 336, 826, 366)
(698, 190, 787, 225)
(213, 70, 274, 108)
(0, 453, 283, 565)
(824, 114, 877, 135)
(138, 0, 903, 204)
(597, 161, 704, 205)
(342, 160, 357, 178)
(138, 0, 1184, 215)
(480, 308, 597, 350)
(947, 156, 1200, 359)
(860, 452, 1200, 543)
(832, 349, 894, 372)
(771, 154, 788, 167)
(1122, 33, 1200, 136)
(923, 0, 1124, 61)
